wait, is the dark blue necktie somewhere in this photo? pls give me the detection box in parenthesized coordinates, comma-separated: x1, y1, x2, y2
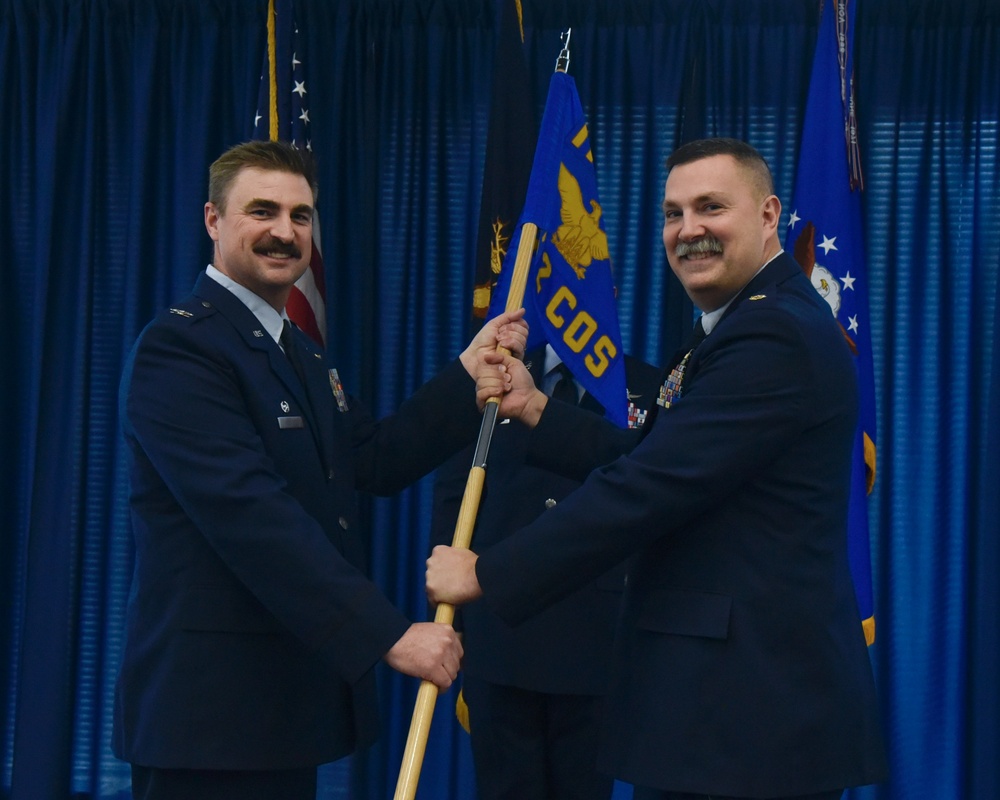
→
(550, 363, 579, 406)
(281, 319, 308, 387)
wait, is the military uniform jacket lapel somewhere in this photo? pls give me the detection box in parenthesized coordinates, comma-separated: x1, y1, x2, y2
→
(194, 276, 337, 477)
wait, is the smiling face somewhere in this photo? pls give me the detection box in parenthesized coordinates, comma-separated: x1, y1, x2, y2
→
(204, 166, 314, 311)
(661, 153, 781, 312)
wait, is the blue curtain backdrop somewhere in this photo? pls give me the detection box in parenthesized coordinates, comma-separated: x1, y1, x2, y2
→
(1, 1, 997, 798)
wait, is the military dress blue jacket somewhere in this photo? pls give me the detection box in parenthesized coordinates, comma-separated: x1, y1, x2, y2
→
(114, 271, 482, 769)
(476, 253, 888, 796)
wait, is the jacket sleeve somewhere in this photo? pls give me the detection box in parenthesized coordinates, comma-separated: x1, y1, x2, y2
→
(348, 358, 484, 496)
(477, 302, 843, 625)
(524, 400, 640, 481)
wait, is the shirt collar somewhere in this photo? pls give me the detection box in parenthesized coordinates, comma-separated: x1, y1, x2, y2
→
(698, 249, 783, 336)
(205, 264, 288, 345)
(543, 343, 564, 375)
(541, 343, 584, 403)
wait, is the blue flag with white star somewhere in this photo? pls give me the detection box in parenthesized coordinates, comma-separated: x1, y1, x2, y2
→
(489, 71, 628, 428)
(786, 0, 877, 644)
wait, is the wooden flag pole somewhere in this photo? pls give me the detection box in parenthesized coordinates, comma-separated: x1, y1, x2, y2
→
(393, 222, 538, 800)
(266, 0, 279, 141)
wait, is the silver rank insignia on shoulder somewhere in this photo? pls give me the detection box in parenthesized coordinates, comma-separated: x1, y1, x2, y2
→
(169, 308, 193, 317)
(328, 369, 349, 412)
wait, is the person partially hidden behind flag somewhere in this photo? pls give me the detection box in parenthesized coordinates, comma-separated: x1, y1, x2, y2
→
(431, 341, 660, 800)
(427, 138, 888, 800)
(113, 140, 527, 800)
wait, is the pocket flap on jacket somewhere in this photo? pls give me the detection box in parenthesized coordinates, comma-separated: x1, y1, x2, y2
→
(180, 585, 285, 634)
(635, 588, 732, 640)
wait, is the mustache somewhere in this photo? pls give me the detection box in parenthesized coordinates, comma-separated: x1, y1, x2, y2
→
(253, 237, 302, 260)
(675, 235, 723, 258)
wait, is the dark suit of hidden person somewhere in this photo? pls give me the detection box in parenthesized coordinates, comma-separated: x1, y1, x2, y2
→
(427, 138, 888, 800)
(113, 140, 526, 800)
(431, 347, 661, 800)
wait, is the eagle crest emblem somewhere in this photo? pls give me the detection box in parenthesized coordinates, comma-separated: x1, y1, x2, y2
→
(554, 163, 609, 278)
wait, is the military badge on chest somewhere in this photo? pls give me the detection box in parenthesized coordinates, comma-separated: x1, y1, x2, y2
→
(657, 350, 695, 410)
(276, 397, 304, 429)
(626, 390, 649, 429)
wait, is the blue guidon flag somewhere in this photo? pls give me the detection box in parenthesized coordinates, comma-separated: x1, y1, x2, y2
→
(785, 0, 878, 644)
(490, 71, 628, 428)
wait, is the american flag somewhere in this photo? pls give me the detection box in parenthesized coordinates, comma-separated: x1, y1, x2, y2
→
(253, 0, 327, 347)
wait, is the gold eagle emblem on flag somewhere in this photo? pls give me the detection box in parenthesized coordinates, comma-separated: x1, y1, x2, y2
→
(554, 163, 609, 278)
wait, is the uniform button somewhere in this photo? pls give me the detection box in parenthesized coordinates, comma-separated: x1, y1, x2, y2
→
(201, 301, 211, 308)
(544, 498, 557, 509)
(327, 469, 335, 481)
(339, 516, 349, 530)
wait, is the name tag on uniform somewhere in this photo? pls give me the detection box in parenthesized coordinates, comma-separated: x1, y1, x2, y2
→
(277, 416, 304, 429)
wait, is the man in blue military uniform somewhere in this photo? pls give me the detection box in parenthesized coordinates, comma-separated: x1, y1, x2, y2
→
(114, 140, 526, 799)
(429, 138, 887, 800)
